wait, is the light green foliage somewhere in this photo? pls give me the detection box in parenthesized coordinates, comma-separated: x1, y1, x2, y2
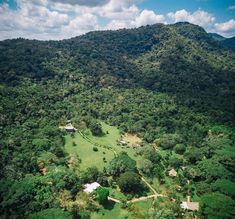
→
(137, 158, 154, 176)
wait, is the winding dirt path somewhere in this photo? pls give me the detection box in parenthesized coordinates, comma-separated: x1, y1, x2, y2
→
(108, 196, 121, 203)
(127, 193, 165, 203)
(141, 176, 157, 194)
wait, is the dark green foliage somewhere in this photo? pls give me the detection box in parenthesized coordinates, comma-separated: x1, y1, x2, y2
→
(220, 36, 235, 51)
(141, 146, 161, 164)
(211, 179, 235, 198)
(96, 187, 109, 204)
(0, 176, 54, 217)
(108, 152, 137, 176)
(157, 134, 182, 150)
(200, 193, 235, 219)
(168, 155, 183, 169)
(174, 144, 186, 154)
(185, 148, 203, 164)
(93, 147, 98, 152)
(89, 121, 103, 136)
(0, 22, 235, 218)
(197, 158, 232, 182)
(28, 208, 72, 219)
(81, 167, 100, 183)
(117, 172, 144, 193)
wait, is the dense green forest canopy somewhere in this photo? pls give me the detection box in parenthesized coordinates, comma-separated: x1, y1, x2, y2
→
(0, 22, 235, 219)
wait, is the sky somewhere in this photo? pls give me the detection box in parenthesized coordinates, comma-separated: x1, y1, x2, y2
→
(0, 0, 235, 40)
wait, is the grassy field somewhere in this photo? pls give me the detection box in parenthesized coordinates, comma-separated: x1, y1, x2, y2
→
(91, 198, 153, 219)
(64, 122, 140, 171)
(133, 199, 153, 218)
(91, 203, 132, 219)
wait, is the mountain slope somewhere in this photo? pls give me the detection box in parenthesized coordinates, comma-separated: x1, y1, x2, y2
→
(2, 22, 234, 120)
(208, 33, 226, 41)
(0, 22, 235, 219)
(220, 36, 235, 51)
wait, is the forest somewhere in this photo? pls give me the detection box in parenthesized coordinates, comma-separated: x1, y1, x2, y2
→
(0, 22, 234, 219)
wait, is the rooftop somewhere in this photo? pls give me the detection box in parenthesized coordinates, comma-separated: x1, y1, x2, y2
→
(83, 182, 101, 193)
(180, 201, 199, 211)
(169, 169, 177, 177)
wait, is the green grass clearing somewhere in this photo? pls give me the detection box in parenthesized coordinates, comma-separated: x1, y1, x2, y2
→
(64, 122, 140, 171)
(91, 203, 132, 219)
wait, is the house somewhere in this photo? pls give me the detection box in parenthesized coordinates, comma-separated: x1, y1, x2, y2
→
(64, 123, 75, 132)
(169, 168, 177, 177)
(180, 196, 199, 211)
(83, 182, 101, 193)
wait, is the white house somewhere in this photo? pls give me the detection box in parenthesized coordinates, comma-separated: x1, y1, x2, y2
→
(64, 124, 76, 132)
(180, 196, 199, 211)
(83, 182, 101, 193)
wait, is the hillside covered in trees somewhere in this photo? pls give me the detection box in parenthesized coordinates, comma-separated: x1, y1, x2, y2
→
(0, 22, 235, 219)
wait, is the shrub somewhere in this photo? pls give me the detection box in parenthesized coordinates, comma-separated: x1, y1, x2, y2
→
(93, 147, 98, 152)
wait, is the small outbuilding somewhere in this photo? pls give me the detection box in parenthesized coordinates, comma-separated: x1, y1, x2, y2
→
(83, 182, 101, 193)
(169, 168, 177, 177)
(119, 140, 127, 146)
(180, 196, 199, 211)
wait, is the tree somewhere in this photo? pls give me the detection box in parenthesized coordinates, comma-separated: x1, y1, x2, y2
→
(137, 159, 154, 176)
(141, 146, 161, 164)
(156, 134, 182, 150)
(169, 155, 183, 169)
(174, 144, 186, 154)
(81, 167, 100, 183)
(96, 187, 109, 205)
(108, 152, 137, 176)
(117, 172, 143, 193)
(211, 179, 235, 198)
(89, 121, 103, 136)
(197, 158, 232, 182)
(185, 148, 203, 164)
(200, 193, 235, 219)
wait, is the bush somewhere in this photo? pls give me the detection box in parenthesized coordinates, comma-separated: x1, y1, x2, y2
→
(93, 147, 98, 152)
(96, 187, 109, 205)
(174, 144, 186, 154)
(89, 121, 103, 136)
(117, 172, 144, 193)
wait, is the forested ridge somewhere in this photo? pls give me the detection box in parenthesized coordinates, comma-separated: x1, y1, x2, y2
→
(0, 22, 235, 219)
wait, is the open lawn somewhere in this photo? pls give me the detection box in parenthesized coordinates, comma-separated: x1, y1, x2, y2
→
(65, 132, 114, 171)
(64, 122, 140, 171)
(91, 203, 132, 219)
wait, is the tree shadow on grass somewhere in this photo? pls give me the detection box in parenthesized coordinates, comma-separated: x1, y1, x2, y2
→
(103, 201, 115, 210)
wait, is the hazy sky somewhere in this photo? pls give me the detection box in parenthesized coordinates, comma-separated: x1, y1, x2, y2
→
(0, 0, 235, 40)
